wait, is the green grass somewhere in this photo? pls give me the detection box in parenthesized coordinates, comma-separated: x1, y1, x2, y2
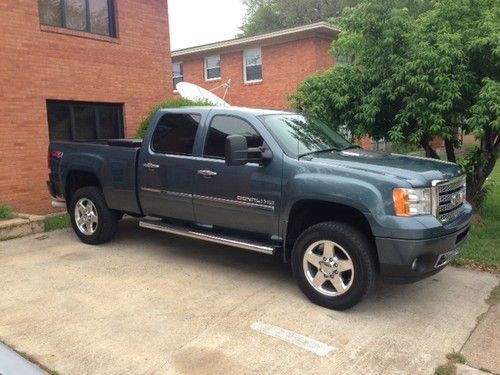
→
(452, 162, 500, 270)
(44, 213, 71, 232)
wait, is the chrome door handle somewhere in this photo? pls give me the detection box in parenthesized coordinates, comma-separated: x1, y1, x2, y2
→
(197, 169, 217, 177)
(143, 162, 160, 169)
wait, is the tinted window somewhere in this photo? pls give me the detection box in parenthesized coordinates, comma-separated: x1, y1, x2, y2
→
(46, 101, 123, 141)
(204, 115, 263, 158)
(151, 114, 201, 155)
(38, 0, 116, 37)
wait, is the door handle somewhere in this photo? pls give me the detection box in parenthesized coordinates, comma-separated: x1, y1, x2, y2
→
(143, 162, 160, 169)
(197, 169, 217, 177)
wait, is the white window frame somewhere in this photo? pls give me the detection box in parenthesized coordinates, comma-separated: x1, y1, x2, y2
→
(243, 47, 263, 83)
(172, 61, 183, 92)
(204, 55, 221, 81)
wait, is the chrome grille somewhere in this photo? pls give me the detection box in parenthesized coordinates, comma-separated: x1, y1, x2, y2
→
(433, 176, 466, 224)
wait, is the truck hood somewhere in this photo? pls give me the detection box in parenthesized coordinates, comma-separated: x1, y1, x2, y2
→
(304, 149, 463, 187)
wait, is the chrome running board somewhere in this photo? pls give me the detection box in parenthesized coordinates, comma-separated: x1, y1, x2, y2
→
(139, 219, 278, 255)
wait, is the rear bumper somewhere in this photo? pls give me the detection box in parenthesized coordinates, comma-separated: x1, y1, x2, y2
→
(376, 224, 471, 284)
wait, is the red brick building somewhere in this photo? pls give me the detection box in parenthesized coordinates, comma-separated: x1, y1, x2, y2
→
(172, 22, 340, 109)
(0, 0, 172, 214)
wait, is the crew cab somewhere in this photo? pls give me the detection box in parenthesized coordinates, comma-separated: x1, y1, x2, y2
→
(47, 107, 472, 309)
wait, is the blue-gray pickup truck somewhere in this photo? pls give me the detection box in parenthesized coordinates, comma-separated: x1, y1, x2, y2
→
(47, 106, 472, 309)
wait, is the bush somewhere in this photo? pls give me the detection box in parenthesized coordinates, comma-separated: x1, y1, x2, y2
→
(0, 204, 13, 219)
(135, 98, 211, 139)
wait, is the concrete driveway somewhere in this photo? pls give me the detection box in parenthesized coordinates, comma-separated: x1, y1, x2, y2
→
(0, 219, 497, 375)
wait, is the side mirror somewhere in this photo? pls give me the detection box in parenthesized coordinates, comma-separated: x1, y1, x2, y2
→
(225, 135, 272, 166)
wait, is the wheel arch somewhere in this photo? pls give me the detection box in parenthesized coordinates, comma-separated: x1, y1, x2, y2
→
(65, 170, 102, 205)
(283, 199, 378, 268)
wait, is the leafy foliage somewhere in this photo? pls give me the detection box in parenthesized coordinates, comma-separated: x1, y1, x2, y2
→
(0, 204, 13, 219)
(291, 0, 500, 206)
(135, 98, 211, 139)
(239, 0, 360, 36)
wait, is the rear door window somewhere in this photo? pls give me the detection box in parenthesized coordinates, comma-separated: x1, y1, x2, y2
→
(151, 113, 201, 155)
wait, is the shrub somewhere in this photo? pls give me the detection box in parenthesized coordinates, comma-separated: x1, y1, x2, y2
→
(135, 98, 211, 139)
(0, 204, 13, 219)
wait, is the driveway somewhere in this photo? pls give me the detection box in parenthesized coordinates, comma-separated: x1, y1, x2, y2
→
(0, 219, 497, 374)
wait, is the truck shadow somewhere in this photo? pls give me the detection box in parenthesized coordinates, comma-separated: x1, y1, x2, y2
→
(111, 218, 453, 315)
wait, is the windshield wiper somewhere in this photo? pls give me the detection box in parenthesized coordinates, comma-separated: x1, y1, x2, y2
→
(299, 147, 341, 158)
(341, 145, 362, 151)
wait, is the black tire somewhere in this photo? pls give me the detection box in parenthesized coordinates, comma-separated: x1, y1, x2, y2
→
(69, 186, 119, 245)
(291, 222, 376, 310)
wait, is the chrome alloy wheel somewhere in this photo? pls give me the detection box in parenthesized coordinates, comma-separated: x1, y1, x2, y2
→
(302, 240, 355, 296)
(74, 198, 98, 236)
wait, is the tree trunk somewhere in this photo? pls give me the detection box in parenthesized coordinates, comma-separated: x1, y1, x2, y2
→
(466, 131, 499, 209)
(420, 138, 440, 159)
(444, 140, 456, 163)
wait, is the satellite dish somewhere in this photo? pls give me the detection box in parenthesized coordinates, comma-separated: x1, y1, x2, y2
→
(176, 81, 230, 107)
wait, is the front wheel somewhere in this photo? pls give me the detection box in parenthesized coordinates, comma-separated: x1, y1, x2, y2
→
(291, 222, 376, 310)
(69, 186, 119, 245)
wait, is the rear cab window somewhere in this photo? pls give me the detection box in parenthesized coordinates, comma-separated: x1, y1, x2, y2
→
(151, 113, 201, 155)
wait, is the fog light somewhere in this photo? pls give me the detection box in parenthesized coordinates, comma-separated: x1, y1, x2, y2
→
(411, 258, 418, 271)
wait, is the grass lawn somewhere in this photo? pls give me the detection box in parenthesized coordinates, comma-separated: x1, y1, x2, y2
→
(453, 162, 500, 271)
(44, 213, 71, 232)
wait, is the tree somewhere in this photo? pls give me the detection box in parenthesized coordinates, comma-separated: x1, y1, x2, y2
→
(240, 0, 360, 36)
(290, 0, 499, 206)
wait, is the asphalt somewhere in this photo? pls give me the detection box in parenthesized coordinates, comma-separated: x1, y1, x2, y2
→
(0, 219, 497, 375)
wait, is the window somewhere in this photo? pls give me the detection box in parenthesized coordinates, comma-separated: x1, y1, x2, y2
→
(172, 62, 183, 90)
(204, 115, 263, 159)
(260, 114, 351, 158)
(151, 113, 201, 155)
(38, 0, 116, 37)
(47, 101, 123, 141)
(205, 55, 221, 81)
(244, 48, 262, 82)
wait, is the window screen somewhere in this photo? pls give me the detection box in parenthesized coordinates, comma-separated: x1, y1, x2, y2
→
(151, 113, 201, 155)
(244, 48, 262, 82)
(204, 115, 263, 158)
(46, 100, 123, 141)
(205, 55, 221, 80)
(173, 62, 183, 89)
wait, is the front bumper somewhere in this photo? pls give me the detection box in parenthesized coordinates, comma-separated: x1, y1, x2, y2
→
(376, 223, 471, 283)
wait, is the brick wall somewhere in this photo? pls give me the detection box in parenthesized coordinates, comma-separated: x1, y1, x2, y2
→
(0, 0, 172, 214)
(174, 36, 335, 109)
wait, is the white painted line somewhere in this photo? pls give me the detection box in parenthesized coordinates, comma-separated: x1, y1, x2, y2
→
(251, 321, 335, 357)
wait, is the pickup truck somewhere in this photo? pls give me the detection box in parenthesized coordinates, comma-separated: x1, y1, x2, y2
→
(47, 106, 472, 310)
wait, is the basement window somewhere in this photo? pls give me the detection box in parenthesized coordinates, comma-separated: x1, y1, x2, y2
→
(244, 47, 262, 83)
(38, 0, 117, 37)
(46, 100, 124, 141)
(205, 55, 221, 81)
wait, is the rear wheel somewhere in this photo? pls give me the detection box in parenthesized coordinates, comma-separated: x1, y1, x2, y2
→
(69, 186, 119, 245)
(291, 222, 376, 310)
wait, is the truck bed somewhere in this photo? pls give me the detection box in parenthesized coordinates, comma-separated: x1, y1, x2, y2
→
(49, 139, 143, 215)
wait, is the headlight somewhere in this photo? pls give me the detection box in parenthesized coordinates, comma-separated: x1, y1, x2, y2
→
(393, 187, 432, 216)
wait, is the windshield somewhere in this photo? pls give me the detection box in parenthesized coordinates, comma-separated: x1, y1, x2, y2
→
(260, 114, 353, 158)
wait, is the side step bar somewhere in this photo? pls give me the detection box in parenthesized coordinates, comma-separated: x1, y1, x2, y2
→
(139, 219, 279, 255)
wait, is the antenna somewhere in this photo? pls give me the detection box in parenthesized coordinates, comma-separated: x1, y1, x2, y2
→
(176, 81, 231, 106)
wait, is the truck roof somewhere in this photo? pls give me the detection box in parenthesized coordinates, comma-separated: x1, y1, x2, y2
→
(156, 106, 295, 117)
